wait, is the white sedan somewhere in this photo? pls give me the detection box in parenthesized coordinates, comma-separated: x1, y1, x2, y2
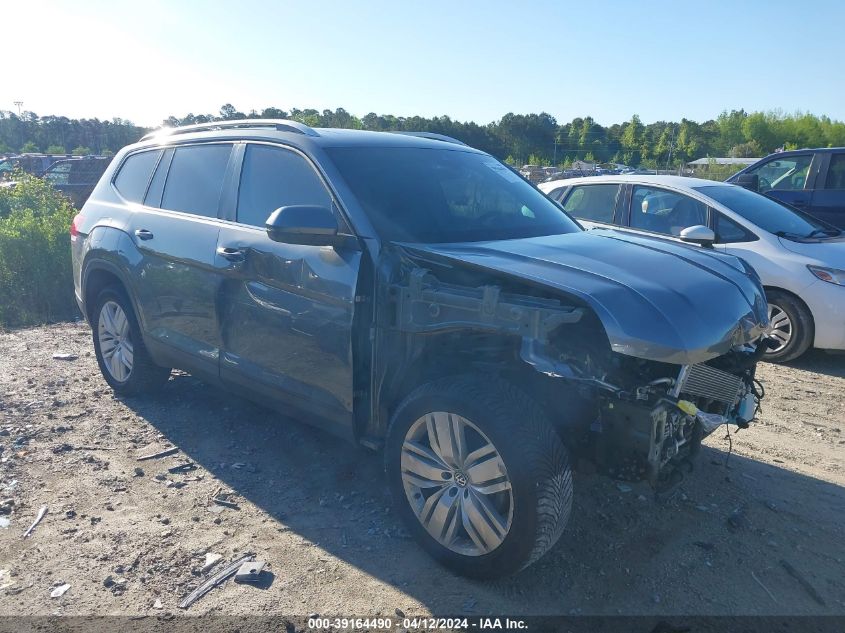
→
(539, 175, 845, 362)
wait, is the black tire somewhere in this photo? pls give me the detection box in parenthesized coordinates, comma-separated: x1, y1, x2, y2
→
(91, 285, 171, 395)
(385, 375, 572, 578)
(765, 289, 813, 363)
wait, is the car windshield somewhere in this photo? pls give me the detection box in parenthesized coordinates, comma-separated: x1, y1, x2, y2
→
(326, 146, 581, 243)
(694, 184, 840, 238)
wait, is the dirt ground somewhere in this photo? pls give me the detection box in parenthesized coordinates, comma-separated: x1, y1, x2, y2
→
(0, 322, 843, 617)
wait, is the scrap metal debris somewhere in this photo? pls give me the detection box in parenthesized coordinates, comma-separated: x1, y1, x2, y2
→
(178, 554, 253, 609)
(202, 553, 223, 573)
(234, 560, 266, 584)
(137, 447, 179, 461)
(51, 354, 78, 361)
(211, 497, 239, 510)
(210, 487, 240, 510)
(168, 462, 198, 474)
(22, 505, 47, 538)
(780, 559, 826, 606)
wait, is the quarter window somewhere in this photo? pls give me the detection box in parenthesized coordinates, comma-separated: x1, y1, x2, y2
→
(113, 150, 161, 203)
(714, 213, 753, 243)
(630, 186, 708, 236)
(160, 144, 232, 217)
(236, 145, 332, 227)
(561, 184, 620, 223)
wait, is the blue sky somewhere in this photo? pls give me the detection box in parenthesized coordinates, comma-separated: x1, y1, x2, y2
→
(4, 0, 844, 126)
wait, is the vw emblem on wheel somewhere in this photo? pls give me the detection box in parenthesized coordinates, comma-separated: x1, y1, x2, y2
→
(453, 470, 469, 487)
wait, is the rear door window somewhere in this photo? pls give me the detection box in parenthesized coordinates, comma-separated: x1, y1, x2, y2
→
(630, 186, 708, 236)
(161, 144, 232, 217)
(561, 184, 620, 223)
(824, 153, 845, 189)
(114, 150, 162, 203)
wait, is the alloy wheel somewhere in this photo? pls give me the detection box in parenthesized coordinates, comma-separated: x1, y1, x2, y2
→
(98, 300, 134, 382)
(400, 412, 514, 556)
(767, 303, 793, 353)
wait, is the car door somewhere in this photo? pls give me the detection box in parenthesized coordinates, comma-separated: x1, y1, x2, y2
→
(809, 152, 845, 228)
(558, 183, 623, 229)
(123, 143, 235, 380)
(215, 142, 362, 431)
(742, 152, 818, 212)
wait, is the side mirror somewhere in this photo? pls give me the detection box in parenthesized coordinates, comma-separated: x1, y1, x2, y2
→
(265, 205, 341, 247)
(679, 225, 716, 248)
(733, 173, 759, 192)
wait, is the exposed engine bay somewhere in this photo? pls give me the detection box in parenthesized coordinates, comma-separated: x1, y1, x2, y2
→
(385, 259, 768, 489)
(588, 355, 764, 488)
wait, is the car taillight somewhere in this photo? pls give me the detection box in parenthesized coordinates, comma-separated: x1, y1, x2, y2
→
(70, 213, 83, 241)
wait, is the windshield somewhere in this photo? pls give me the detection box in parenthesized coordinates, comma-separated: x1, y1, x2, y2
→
(326, 147, 581, 243)
(694, 184, 839, 238)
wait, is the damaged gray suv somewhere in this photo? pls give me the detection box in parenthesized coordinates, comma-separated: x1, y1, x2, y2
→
(72, 120, 770, 578)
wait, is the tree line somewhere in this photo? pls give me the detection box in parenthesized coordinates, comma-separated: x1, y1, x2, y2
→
(2, 105, 845, 168)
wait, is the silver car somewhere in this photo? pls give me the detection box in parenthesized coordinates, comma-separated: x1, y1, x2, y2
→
(541, 175, 845, 361)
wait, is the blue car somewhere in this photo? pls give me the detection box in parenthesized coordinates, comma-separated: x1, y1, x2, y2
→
(728, 148, 845, 228)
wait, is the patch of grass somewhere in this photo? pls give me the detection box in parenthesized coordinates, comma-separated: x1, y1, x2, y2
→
(0, 172, 78, 327)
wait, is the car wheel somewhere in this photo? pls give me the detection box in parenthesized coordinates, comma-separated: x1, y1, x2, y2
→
(385, 375, 572, 578)
(92, 286, 171, 395)
(765, 290, 813, 363)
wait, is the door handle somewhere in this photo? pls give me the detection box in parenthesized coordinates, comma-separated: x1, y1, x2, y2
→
(134, 229, 154, 240)
(216, 246, 245, 263)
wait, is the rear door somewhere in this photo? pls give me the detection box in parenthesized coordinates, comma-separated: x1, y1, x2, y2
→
(215, 142, 362, 430)
(123, 143, 235, 380)
(809, 152, 845, 228)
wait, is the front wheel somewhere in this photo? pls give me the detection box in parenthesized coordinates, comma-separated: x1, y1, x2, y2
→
(765, 290, 813, 363)
(385, 376, 572, 578)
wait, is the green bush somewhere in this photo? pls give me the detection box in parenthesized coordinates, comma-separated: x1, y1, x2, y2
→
(0, 172, 78, 327)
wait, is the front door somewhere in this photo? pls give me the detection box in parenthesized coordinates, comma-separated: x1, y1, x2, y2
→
(743, 152, 817, 213)
(215, 143, 362, 431)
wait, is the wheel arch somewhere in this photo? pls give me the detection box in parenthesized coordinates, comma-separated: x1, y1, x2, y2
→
(82, 257, 145, 330)
(763, 285, 816, 330)
(369, 328, 593, 444)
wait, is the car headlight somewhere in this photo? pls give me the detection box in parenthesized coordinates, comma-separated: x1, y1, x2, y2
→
(808, 265, 845, 286)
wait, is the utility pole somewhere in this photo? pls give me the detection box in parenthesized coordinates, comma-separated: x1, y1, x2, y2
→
(14, 101, 23, 117)
(665, 124, 676, 173)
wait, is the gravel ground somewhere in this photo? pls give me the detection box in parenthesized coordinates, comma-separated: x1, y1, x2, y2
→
(0, 322, 843, 617)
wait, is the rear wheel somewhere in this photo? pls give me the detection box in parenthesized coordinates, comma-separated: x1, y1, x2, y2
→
(92, 286, 171, 395)
(385, 376, 572, 578)
(765, 290, 813, 362)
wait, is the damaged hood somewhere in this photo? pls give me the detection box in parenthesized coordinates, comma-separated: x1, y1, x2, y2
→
(398, 228, 769, 365)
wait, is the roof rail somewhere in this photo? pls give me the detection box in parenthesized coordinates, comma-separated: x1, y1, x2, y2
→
(392, 131, 468, 147)
(140, 119, 320, 142)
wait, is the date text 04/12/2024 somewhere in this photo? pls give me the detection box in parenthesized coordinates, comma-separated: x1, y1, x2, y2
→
(307, 617, 528, 630)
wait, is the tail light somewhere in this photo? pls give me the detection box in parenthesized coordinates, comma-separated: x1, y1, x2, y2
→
(70, 212, 83, 241)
